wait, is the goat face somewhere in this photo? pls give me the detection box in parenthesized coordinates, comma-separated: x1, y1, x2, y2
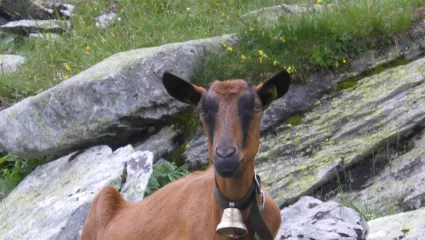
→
(162, 71, 291, 178)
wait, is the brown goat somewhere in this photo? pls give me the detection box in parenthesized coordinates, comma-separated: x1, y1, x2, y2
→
(81, 70, 291, 240)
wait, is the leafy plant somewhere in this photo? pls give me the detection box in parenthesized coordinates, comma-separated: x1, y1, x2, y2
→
(0, 154, 44, 201)
(145, 160, 190, 196)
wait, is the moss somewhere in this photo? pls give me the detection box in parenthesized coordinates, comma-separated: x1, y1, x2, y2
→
(285, 115, 303, 126)
(165, 109, 200, 165)
(332, 57, 411, 92)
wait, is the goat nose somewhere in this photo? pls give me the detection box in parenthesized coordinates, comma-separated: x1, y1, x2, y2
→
(216, 146, 236, 158)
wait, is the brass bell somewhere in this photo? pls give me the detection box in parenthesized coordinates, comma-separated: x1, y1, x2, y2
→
(216, 208, 248, 238)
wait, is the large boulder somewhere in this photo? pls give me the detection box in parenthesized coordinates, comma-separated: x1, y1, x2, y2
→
(367, 208, 425, 240)
(0, 145, 153, 240)
(0, 0, 53, 20)
(0, 20, 71, 36)
(277, 196, 368, 240)
(0, 54, 25, 73)
(182, 25, 425, 167)
(255, 57, 425, 207)
(0, 35, 236, 158)
(336, 128, 425, 215)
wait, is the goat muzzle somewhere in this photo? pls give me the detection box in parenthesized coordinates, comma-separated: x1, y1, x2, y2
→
(216, 208, 248, 238)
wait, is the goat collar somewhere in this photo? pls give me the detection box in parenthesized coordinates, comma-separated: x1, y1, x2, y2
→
(215, 172, 274, 240)
(214, 172, 262, 211)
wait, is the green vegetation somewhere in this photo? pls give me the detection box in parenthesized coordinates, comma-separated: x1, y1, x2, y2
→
(195, 0, 425, 85)
(0, 154, 45, 201)
(0, 0, 288, 101)
(1, 0, 423, 101)
(145, 160, 189, 196)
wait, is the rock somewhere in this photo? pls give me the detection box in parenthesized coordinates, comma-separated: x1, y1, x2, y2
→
(29, 32, 62, 40)
(0, 54, 25, 74)
(0, 34, 236, 158)
(367, 208, 425, 240)
(57, 3, 74, 17)
(337, 128, 425, 215)
(241, 4, 328, 24)
(183, 126, 208, 167)
(0, 20, 71, 36)
(95, 12, 119, 29)
(0, 145, 153, 240)
(0, 0, 54, 20)
(120, 150, 153, 202)
(256, 57, 425, 207)
(182, 27, 425, 165)
(134, 125, 181, 164)
(276, 196, 368, 240)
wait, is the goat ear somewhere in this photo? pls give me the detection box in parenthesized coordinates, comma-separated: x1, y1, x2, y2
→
(162, 72, 205, 105)
(256, 70, 291, 108)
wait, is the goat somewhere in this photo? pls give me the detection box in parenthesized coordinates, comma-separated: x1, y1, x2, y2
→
(81, 70, 291, 240)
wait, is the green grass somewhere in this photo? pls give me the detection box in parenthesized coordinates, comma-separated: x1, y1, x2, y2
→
(0, 0, 297, 101)
(0, 154, 45, 201)
(1, 0, 423, 100)
(194, 0, 425, 85)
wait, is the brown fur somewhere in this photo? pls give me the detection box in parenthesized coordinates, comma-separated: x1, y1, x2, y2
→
(81, 79, 282, 240)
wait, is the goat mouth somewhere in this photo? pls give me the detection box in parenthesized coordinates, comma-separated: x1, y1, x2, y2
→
(213, 158, 241, 178)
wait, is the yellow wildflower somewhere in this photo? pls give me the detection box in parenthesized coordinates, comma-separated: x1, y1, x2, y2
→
(279, 36, 286, 44)
(286, 66, 296, 73)
(227, 47, 233, 53)
(65, 65, 71, 72)
(273, 60, 279, 66)
(249, 27, 254, 32)
(221, 12, 225, 17)
(317, 0, 322, 4)
(240, 54, 246, 62)
(258, 50, 264, 57)
(343, 58, 347, 64)
(86, 45, 91, 52)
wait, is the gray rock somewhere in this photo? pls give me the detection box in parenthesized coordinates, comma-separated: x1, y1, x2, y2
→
(95, 12, 119, 29)
(242, 4, 328, 25)
(183, 126, 208, 167)
(55, 3, 74, 18)
(120, 151, 153, 202)
(0, 20, 71, 36)
(337, 129, 425, 215)
(256, 57, 425, 207)
(29, 32, 62, 40)
(0, 145, 153, 240)
(261, 24, 425, 132)
(0, 34, 236, 158)
(0, 0, 54, 20)
(367, 208, 425, 240)
(182, 27, 425, 166)
(0, 54, 25, 74)
(277, 196, 368, 240)
(134, 125, 180, 164)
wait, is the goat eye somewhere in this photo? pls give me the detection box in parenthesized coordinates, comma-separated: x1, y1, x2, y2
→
(254, 104, 262, 112)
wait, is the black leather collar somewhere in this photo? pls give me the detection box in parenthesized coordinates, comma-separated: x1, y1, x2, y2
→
(214, 172, 261, 210)
(214, 172, 274, 240)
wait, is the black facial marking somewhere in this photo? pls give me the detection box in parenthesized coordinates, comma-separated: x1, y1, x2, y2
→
(238, 84, 255, 147)
(201, 91, 219, 144)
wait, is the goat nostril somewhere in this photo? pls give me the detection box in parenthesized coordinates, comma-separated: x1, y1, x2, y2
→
(216, 146, 236, 158)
